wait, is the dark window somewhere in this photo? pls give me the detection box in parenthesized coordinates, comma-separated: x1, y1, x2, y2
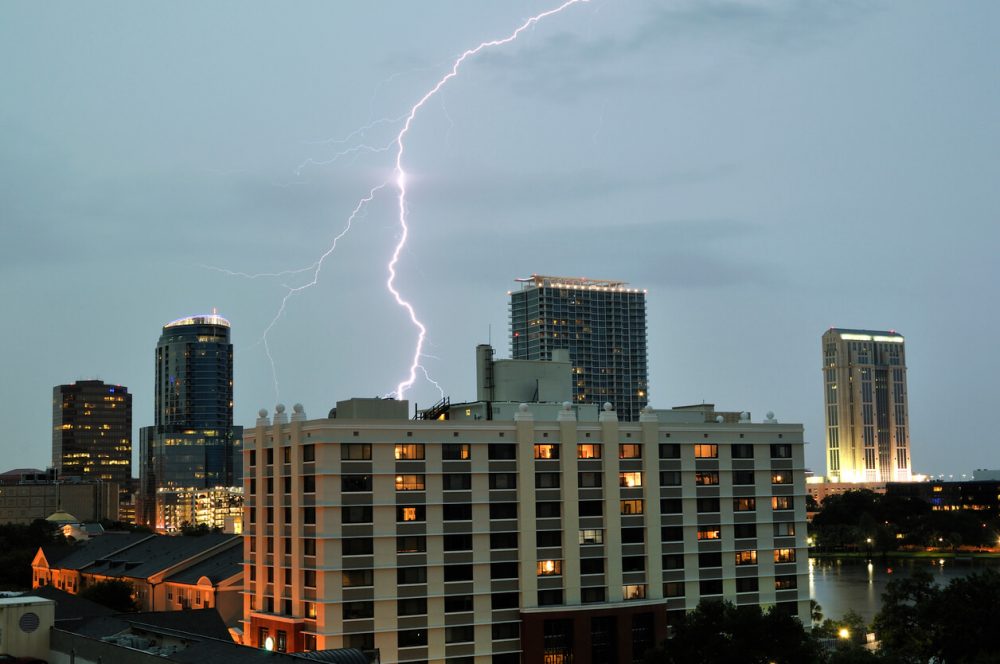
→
(491, 592, 519, 609)
(342, 537, 373, 556)
(736, 577, 759, 593)
(579, 500, 603, 517)
(661, 498, 683, 514)
(490, 532, 517, 549)
(582, 587, 606, 603)
(734, 523, 757, 539)
(342, 600, 373, 620)
(731, 444, 754, 459)
(340, 443, 370, 460)
(302, 444, 315, 462)
(303, 507, 315, 524)
(266, 449, 274, 465)
(303, 539, 316, 556)
(578, 471, 602, 487)
(444, 564, 473, 582)
(443, 474, 471, 490)
(770, 444, 792, 459)
(444, 533, 473, 551)
(445, 595, 474, 613)
(249, 450, 256, 467)
(488, 444, 516, 460)
(697, 498, 720, 513)
(698, 552, 722, 568)
(397, 597, 427, 616)
(342, 569, 373, 587)
(445, 625, 475, 644)
(342, 475, 372, 492)
(661, 526, 683, 542)
(660, 471, 681, 486)
(342, 506, 371, 523)
(283, 477, 291, 494)
(536, 502, 561, 518)
(396, 535, 426, 553)
(664, 581, 684, 597)
(490, 503, 517, 519)
(535, 472, 560, 488)
(659, 443, 680, 459)
(537, 530, 562, 547)
(492, 622, 520, 640)
(397, 567, 427, 585)
(733, 470, 756, 485)
(622, 556, 645, 572)
(344, 633, 374, 651)
(489, 473, 517, 490)
(442, 443, 470, 460)
(537, 589, 563, 606)
(580, 558, 605, 575)
(398, 629, 427, 648)
(302, 475, 315, 493)
(490, 561, 518, 579)
(662, 554, 684, 570)
(443, 503, 472, 521)
(622, 527, 644, 544)
(700, 579, 723, 595)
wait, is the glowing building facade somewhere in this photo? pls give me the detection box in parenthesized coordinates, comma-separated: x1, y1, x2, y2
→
(139, 314, 242, 528)
(242, 398, 809, 663)
(822, 328, 911, 483)
(52, 380, 132, 484)
(509, 275, 649, 422)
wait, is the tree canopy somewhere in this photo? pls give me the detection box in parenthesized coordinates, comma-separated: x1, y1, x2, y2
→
(79, 579, 139, 612)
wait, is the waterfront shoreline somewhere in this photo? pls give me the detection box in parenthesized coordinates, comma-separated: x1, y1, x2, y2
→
(810, 550, 1000, 560)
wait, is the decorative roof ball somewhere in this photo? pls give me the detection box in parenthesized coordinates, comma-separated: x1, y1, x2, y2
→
(258, 408, 268, 418)
(293, 403, 304, 414)
(603, 402, 613, 411)
(275, 403, 286, 413)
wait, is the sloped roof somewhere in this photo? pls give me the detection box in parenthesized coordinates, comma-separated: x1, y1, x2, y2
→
(85, 533, 238, 580)
(42, 532, 154, 570)
(165, 542, 242, 585)
(125, 608, 232, 641)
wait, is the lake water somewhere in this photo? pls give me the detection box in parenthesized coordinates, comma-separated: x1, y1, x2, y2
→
(808, 557, 999, 624)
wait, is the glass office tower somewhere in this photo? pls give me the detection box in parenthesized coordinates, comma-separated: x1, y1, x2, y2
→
(139, 314, 242, 527)
(52, 380, 132, 483)
(509, 275, 649, 421)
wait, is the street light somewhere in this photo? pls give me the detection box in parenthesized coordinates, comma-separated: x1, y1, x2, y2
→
(838, 628, 851, 640)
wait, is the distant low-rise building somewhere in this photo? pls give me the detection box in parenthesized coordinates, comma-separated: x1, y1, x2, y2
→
(886, 480, 1000, 515)
(0, 468, 118, 525)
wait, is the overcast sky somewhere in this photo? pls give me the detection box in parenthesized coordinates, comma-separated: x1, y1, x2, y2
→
(2, 0, 998, 478)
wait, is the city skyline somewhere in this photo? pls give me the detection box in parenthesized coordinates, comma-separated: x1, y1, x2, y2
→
(2, 1, 999, 477)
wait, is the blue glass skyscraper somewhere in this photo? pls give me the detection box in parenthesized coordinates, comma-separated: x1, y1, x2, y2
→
(139, 314, 242, 527)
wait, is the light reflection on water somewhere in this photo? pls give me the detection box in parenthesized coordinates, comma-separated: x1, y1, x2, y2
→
(808, 557, 998, 624)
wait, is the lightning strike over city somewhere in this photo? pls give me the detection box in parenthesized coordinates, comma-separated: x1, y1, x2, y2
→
(214, 0, 590, 401)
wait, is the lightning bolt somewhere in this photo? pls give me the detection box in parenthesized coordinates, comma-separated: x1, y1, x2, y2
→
(208, 0, 589, 403)
(388, 0, 590, 399)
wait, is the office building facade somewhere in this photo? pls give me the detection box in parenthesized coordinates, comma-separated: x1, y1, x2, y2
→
(140, 314, 242, 528)
(822, 328, 911, 483)
(509, 275, 648, 422)
(243, 399, 808, 663)
(52, 380, 132, 483)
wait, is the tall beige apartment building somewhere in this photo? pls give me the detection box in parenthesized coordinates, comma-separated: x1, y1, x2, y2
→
(822, 328, 911, 483)
(242, 398, 808, 664)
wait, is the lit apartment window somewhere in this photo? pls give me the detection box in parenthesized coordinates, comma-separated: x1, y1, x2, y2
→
(735, 550, 758, 566)
(534, 443, 559, 459)
(694, 444, 718, 458)
(397, 506, 425, 522)
(579, 529, 604, 545)
(341, 443, 371, 460)
(395, 444, 425, 460)
(619, 471, 642, 488)
(771, 472, 790, 485)
(619, 443, 641, 459)
(620, 499, 644, 515)
(772, 496, 793, 511)
(774, 548, 796, 563)
(733, 497, 757, 512)
(577, 444, 602, 459)
(695, 471, 719, 485)
(622, 584, 646, 600)
(395, 474, 425, 491)
(697, 527, 721, 541)
(537, 560, 562, 576)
